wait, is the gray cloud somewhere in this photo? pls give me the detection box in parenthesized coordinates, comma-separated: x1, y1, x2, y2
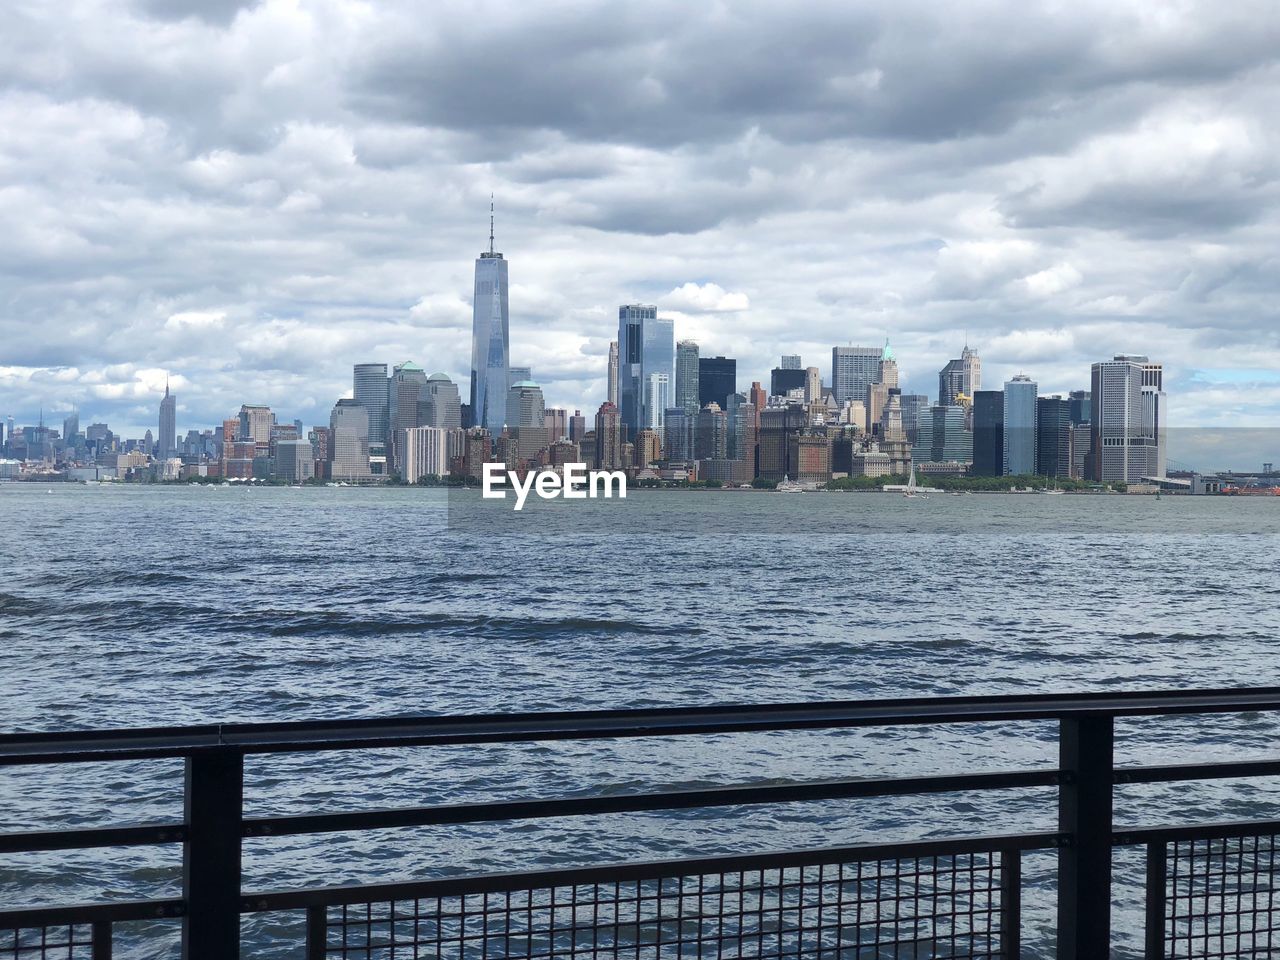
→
(1, 0, 1279, 466)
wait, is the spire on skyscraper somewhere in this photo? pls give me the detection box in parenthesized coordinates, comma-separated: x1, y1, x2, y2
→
(489, 193, 494, 256)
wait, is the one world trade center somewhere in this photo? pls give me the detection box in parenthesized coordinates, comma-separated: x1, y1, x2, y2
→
(470, 201, 509, 436)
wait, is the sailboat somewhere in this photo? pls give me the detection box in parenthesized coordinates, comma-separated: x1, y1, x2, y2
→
(903, 465, 927, 500)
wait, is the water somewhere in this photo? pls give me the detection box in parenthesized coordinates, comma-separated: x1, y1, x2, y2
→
(2, 484, 1280, 957)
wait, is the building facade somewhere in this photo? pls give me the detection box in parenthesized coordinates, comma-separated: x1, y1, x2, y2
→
(1002, 375, 1038, 475)
(470, 232, 510, 437)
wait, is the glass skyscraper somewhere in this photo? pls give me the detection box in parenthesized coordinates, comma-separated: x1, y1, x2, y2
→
(641, 316, 674, 429)
(1002, 375, 1038, 475)
(353, 363, 389, 444)
(675, 340, 700, 413)
(471, 226, 510, 436)
(617, 304, 655, 433)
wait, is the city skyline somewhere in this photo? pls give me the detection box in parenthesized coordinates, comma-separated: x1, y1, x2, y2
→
(2, 3, 1279, 466)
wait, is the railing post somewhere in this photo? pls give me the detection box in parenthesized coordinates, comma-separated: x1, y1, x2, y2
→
(1057, 714, 1114, 959)
(182, 748, 243, 960)
(1143, 841, 1166, 959)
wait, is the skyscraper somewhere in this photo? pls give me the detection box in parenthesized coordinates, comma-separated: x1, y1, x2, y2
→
(644, 374, 671, 431)
(388, 361, 428, 473)
(401, 426, 449, 482)
(353, 363, 390, 444)
(239, 404, 273, 446)
(607, 341, 619, 408)
(509, 366, 532, 383)
(594, 402, 622, 470)
(1090, 355, 1166, 483)
(831, 347, 881, 404)
(158, 380, 176, 459)
(420, 374, 462, 429)
(329, 400, 371, 480)
(780, 355, 802, 370)
(698, 356, 737, 409)
(770, 366, 806, 397)
(675, 340, 700, 413)
(470, 203, 510, 436)
(971, 390, 1004, 477)
(938, 345, 981, 406)
(914, 406, 972, 465)
(62, 408, 79, 443)
(641, 316, 675, 428)
(506, 380, 545, 430)
(1002, 375, 1038, 475)
(1036, 396, 1071, 478)
(617, 304, 659, 433)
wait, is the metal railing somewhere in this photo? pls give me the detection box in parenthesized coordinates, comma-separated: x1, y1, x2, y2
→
(4, 688, 1280, 957)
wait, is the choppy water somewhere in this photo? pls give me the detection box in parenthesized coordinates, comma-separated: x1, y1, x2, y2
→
(2, 485, 1280, 957)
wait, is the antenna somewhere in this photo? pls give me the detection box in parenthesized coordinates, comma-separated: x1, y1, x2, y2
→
(489, 193, 495, 256)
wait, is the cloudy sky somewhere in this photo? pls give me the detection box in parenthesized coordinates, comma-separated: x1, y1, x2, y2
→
(2, 0, 1278, 466)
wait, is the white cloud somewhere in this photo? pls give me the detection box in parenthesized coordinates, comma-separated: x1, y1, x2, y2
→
(662, 282, 750, 313)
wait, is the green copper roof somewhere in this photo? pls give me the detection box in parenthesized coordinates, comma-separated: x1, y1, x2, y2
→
(427, 372, 451, 381)
(397, 361, 423, 371)
(512, 380, 539, 389)
(882, 339, 895, 361)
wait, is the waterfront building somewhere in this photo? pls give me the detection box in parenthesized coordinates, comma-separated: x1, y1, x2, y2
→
(1036, 397, 1071, 478)
(675, 340, 700, 413)
(420, 374, 462, 429)
(914, 405, 972, 466)
(607, 341, 619, 408)
(329, 400, 371, 480)
(698, 356, 737, 409)
(157, 381, 176, 459)
(594, 402, 622, 470)
(758, 402, 808, 481)
(851, 444, 892, 477)
(401, 426, 449, 481)
(695, 403, 728, 461)
(1069, 424, 1092, 480)
(831, 347, 881, 404)
(470, 212, 510, 437)
(634, 429, 662, 468)
(699, 459, 754, 484)
(663, 407, 693, 462)
(548, 440, 580, 467)
(275, 439, 315, 483)
(1090, 355, 1166, 482)
(938, 345, 981, 407)
(1003, 376, 1038, 475)
(790, 433, 832, 483)
(464, 429, 493, 480)
(353, 363, 390, 444)
(726, 394, 758, 467)
(309, 426, 332, 478)
(971, 390, 1004, 477)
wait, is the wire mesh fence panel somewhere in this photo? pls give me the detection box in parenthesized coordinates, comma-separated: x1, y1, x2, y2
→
(0, 924, 95, 959)
(313, 851, 1011, 959)
(1164, 834, 1280, 959)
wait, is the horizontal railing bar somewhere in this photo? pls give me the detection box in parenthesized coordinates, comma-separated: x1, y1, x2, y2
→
(0, 898, 184, 928)
(1116, 758, 1280, 784)
(242, 769, 1060, 838)
(1114, 818, 1280, 846)
(242, 830, 1066, 911)
(5, 687, 1280, 764)
(0, 822, 186, 854)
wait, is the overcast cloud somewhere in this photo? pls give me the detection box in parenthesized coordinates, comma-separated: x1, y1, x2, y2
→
(2, 0, 1278, 467)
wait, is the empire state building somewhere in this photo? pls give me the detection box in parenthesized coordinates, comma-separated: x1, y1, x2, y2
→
(470, 202, 510, 436)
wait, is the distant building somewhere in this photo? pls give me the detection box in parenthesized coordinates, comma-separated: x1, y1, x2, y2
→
(914, 406, 972, 466)
(1003, 376, 1037, 475)
(696, 403, 728, 461)
(506, 381, 545, 430)
(770, 366, 807, 397)
(971, 391, 1004, 477)
(663, 407, 694, 462)
(675, 340, 700, 413)
(568, 410, 586, 443)
(831, 347, 881, 404)
(158, 381, 176, 458)
(617, 304, 658, 433)
(401, 426, 449, 481)
(594, 402, 622, 470)
(329, 400, 371, 480)
(353, 363, 390, 444)
(938, 345, 981, 407)
(388, 361, 428, 473)
(420, 373, 462, 429)
(1069, 390, 1091, 425)
(1036, 397, 1071, 478)
(1090, 355, 1166, 482)
(758, 402, 808, 480)
(275, 439, 315, 483)
(698, 356, 737, 410)
(544, 408, 569, 441)
(509, 366, 532, 383)
(607, 340, 619, 408)
(780, 354, 802, 370)
(239, 405, 273, 446)
(899, 394, 929, 444)
(471, 220, 510, 436)
(644, 373, 671, 432)
(790, 433, 832, 483)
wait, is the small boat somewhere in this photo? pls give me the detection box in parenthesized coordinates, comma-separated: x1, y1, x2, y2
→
(776, 475, 804, 493)
(903, 466, 927, 500)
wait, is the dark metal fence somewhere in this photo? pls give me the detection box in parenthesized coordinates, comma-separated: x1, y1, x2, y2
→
(5, 688, 1280, 958)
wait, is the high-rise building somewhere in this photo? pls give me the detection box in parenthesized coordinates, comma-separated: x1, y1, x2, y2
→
(353, 363, 390, 443)
(938, 345, 981, 406)
(544, 408, 569, 440)
(329, 400, 371, 480)
(675, 340, 700, 413)
(62, 408, 79, 443)
(804, 367, 822, 403)
(275, 439, 315, 483)
(470, 207, 510, 437)
(770, 366, 807, 397)
(607, 341, 619, 408)
(1003, 376, 1038, 475)
(617, 304, 655, 433)
(899, 394, 929, 444)
(401, 426, 449, 481)
(971, 391, 1004, 477)
(1068, 390, 1091, 425)
(388, 362, 428, 473)
(1036, 397, 1071, 479)
(758, 402, 808, 480)
(506, 380, 545, 430)
(914, 406, 972, 465)
(594, 402, 622, 470)
(831, 347, 881, 404)
(1090, 355, 1166, 483)
(695, 403, 728, 461)
(239, 405, 273, 446)
(569, 410, 586, 443)
(644, 373, 670, 431)
(420, 373, 462, 429)
(641, 316, 675, 428)
(780, 354, 802, 370)
(698, 356, 736, 409)
(509, 366, 532, 383)
(158, 380, 176, 459)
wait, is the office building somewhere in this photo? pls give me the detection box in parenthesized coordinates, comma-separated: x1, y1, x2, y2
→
(780, 355, 801, 370)
(506, 381, 545, 430)
(1069, 390, 1091, 425)
(695, 403, 728, 461)
(470, 211, 510, 436)
(790, 433, 832, 483)
(914, 406, 972, 465)
(401, 426, 449, 481)
(663, 408, 693, 462)
(1090, 355, 1166, 483)
(938, 345, 981, 406)
(644, 373, 670, 431)
(509, 366, 531, 383)
(831, 347, 881, 404)
(675, 340, 700, 413)
(899, 394, 929, 444)
(698, 356, 737, 409)
(758, 402, 808, 480)
(1003, 375, 1038, 476)
(971, 391, 1004, 477)
(1036, 396, 1071, 478)
(569, 410, 586, 443)
(329, 400, 371, 480)
(770, 366, 807, 397)
(158, 381, 176, 459)
(617, 304, 656, 433)
(607, 341, 619, 408)
(420, 374, 462, 429)
(641, 315, 675, 428)
(594, 402, 622, 470)
(275, 439, 315, 483)
(544, 408, 569, 441)
(353, 363, 390, 443)
(239, 405, 273, 446)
